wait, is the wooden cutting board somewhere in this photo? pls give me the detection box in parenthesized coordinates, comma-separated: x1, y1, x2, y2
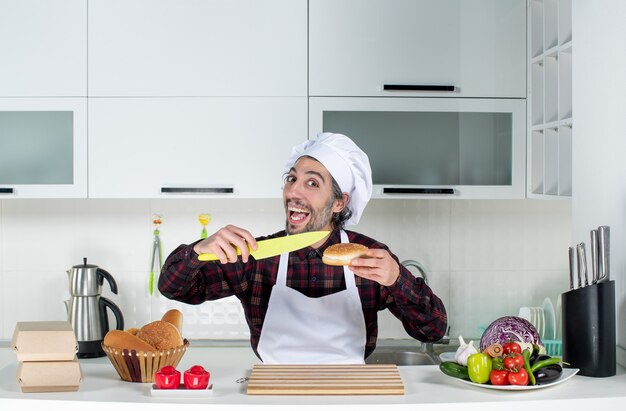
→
(246, 364, 404, 395)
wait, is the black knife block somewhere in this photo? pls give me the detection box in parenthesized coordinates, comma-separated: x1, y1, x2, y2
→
(561, 280, 616, 377)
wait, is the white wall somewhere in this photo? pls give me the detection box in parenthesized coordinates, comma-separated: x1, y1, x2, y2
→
(572, 1, 626, 366)
(0, 198, 570, 342)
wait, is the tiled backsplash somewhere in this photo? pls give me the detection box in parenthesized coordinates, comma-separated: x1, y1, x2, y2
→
(0, 198, 571, 341)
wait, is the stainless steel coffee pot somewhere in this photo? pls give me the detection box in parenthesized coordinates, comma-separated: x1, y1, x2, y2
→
(65, 258, 124, 358)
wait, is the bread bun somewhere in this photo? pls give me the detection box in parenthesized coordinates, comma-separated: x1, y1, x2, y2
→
(125, 327, 139, 336)
(104, 330, 157, 352)
(136, 320, 184, 350)
(161, 309, 183, 334)
(322, 243, 369, 266)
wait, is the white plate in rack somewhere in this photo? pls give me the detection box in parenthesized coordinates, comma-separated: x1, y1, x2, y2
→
(555, 294, 562, 339)
(543, 297, 556, 340)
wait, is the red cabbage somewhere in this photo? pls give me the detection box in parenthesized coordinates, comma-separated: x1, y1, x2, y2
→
(480, 316, 542, 351)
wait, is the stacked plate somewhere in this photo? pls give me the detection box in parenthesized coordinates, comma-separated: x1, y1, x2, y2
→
(518, 297, 556, 341)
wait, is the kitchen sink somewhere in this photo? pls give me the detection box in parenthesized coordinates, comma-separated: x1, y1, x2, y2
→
(365, 350, 439, 366)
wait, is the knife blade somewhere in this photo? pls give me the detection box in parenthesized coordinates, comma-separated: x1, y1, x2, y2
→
(197, 230, 330, 261)
(597, 226, 610, 282)
(590, 229, 599, 284)
(577, 243, 589, 287)
(568, 246, 575, 290)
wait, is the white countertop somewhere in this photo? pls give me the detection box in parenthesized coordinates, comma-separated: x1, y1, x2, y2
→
(1, 342, 625, 411)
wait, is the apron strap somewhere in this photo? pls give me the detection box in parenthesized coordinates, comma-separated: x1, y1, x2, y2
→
(340, 231, 357, 289)
(276, 252, 289, 285)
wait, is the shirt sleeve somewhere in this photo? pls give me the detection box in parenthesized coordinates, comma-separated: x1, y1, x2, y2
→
(383, 265, 448, 343)
(157, 242, 242, 305)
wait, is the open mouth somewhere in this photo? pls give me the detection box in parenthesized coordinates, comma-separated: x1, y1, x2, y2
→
(288, 204, 310, 226)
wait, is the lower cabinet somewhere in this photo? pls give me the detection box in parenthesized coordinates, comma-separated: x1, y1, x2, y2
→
(88, 97, 307, 198)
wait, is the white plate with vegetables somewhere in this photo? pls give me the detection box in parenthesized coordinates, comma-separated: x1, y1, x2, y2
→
(451, 368, 579, 391)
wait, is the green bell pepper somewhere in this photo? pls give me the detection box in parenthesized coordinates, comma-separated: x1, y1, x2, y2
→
(467, 352, 493, 384)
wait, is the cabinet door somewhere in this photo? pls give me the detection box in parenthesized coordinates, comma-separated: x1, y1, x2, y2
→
(88, 0, 307, 97)
(0, 0, 87, 96)
(0, 98, 87, 198)
(309, 0, 526, 98)
(88, 97, 307, 198)
(310, 97, 526, 199)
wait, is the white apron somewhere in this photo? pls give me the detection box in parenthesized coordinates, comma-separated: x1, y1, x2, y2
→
(257, 231, 367, 364)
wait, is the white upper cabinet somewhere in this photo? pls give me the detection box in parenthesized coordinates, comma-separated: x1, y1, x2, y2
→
(0, 0, 87, 97)
(0, 98, 88, 198)
(88, 0, 307, 97)
(88, 97, 307, 198)
(527, 0, 572, 199)
(309, 0, 526, 98)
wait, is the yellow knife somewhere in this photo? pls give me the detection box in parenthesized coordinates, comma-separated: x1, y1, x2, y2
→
(197, 230, 330, 261)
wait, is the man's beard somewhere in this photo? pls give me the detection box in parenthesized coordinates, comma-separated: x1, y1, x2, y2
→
(285, 197, 335, 234)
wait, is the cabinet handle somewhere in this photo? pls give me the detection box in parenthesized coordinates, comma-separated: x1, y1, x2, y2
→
(0, 188, 14, 194)
(161, 187, 234, 194)
(383, 84, 456, 92)
(383, 187, 454, 195)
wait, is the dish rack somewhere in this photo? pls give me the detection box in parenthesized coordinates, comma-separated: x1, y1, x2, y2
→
(543, 340, 562, 357)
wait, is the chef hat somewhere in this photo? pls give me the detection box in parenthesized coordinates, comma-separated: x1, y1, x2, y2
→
(284, 132, 373, 226)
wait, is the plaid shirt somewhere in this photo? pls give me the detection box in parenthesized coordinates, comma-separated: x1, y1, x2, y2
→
(158, 228, 447, 359)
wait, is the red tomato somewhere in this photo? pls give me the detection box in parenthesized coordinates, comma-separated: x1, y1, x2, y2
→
(489, 369, 509, 386)
(508, 368, 529, 386)
(154, 365, 181, 389)
(502, 341, 522, 355)
(184, 365, 210, 390)
(503, 353, 525, 371)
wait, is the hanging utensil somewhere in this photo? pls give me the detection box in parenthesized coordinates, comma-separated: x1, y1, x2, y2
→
(198, 213, 212, 239)
(597, 226, 610, 283)
(590, 229, 599, 284)
(149, 214, 163, 296)
(568, 246, 575, 290)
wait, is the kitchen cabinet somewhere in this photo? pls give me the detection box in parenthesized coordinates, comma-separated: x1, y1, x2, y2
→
(88, 97, 307, 198)
(0, 0, 87, 97)
(310, 97, 526, 199)
(88, 0, 307, 97)
(309, 0, 526, 98)
(0, 98, 87, 198)
(527, 0, 572, 198)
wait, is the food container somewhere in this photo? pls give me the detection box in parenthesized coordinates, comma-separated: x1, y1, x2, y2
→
(11, 321, 78, 362)
(17, 358, 83, 393)
(102, 339, 189, 383)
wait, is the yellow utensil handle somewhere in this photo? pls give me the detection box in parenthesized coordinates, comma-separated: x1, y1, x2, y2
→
(198, 247, 250, 261)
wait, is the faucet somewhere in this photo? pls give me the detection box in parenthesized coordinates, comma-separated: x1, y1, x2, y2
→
(401, 259, 450, 361)
(401, 259, 428, 285)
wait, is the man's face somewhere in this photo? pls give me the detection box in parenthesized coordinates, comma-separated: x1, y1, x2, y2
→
(282, 157, 344, 235)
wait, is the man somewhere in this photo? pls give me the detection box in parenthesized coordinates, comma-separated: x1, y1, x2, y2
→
(158, 132, 447, 364)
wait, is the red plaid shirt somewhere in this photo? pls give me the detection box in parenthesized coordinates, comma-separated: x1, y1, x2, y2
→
(158, 228, 447, 359)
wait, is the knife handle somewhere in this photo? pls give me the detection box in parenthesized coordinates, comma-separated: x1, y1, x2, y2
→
(576, 243, 586, 288)
(198, 249, 243, 261)
(590, 230, 599, 284)
(597, 226, 610, 282)
(577, 243, 587, 286)
(568, 246, 575, 290)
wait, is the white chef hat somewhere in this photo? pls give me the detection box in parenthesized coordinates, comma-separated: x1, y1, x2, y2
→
(284, 132, 373, 226)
